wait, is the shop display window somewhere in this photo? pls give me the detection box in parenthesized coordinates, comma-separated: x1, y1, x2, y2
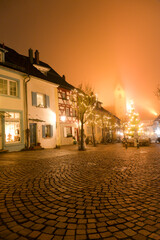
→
(5, 112, 20, 143)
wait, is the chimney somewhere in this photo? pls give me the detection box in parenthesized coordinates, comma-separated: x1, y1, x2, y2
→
(35, 50, 39, 64)
(28, 48, 33, 64)
(62, 75, 65, 80)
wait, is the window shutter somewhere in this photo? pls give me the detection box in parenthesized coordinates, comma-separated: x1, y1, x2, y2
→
(64, 127, 67, 137)
(50, 125, 53, 137)
(72, 127, 75, 136)
(32, 92, 37, 106)
(46, 95, 50, 108)
(42, 125, 46, 138)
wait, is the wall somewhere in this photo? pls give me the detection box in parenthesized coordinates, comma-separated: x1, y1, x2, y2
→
(0, 66, 25, 151)
(27, 77, 58, 149)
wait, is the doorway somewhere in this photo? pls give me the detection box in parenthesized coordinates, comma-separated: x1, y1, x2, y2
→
(29, 123, 37, 146)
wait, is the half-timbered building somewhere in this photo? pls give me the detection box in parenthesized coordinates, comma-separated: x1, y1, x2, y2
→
(57, 75, 78, 146)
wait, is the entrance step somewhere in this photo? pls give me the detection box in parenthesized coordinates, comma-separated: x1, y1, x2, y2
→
(0, 149, 8, 153)
(32, 145, 43, 150)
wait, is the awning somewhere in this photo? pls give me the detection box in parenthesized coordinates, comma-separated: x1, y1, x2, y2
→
(0, 111, 11, 117)
(29, 118, 45, 122)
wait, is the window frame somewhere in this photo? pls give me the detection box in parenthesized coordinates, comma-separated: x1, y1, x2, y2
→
(32, 92, 50, 108)
(61, 91, 66, 99)
(4, 112, 21, 144)
(66, 107, 70, 117)
(72, 108, 76, 117)
(37, 92, 46, 108)
(64, 126, 72, 138)
(42, 124, 53, 138)
(0, 77, 18, 97)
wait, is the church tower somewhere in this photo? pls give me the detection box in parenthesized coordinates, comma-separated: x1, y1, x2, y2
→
(114, 83, 126, 119)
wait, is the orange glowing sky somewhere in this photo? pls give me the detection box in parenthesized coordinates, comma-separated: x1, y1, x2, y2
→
(1, 0, 160, 120)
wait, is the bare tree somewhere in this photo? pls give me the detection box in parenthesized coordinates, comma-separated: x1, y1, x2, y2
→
(72, 84, 97, 150)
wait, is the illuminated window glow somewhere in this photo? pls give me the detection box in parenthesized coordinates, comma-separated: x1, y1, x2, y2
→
(37, 93, 45, 107)
(5, 112, 20, 143)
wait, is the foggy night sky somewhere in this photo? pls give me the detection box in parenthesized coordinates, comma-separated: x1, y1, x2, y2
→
(1, 0, 160, 120)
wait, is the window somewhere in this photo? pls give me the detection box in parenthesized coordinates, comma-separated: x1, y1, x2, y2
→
(97, 102, 101, 108)
(32, 92, 50, 108)
(72, 109, 76, 117)
(87, 126, 92, 134)
(0, 52, 2, 62)
(97, 127, 101, 133)
(0, 78, 17, 97)
(64, 127, 72, 137)
(5, 112, 21, 143)
(0, 51, 4, 62)
(37, 93, 45, 107)
(42, 125, 53, 138)
(61, 91, 66, 99)
(0, 79, 7, 94)
(66, 107, 70, 117)
(9, 81, 17, 96)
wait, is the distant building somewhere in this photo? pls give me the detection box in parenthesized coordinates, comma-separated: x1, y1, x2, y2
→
(114, 83, 126, 120)
(84, 101, 121, 144)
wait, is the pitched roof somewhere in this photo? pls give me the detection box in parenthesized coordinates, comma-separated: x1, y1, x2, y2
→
(0, 44, 74, 90)
(154, 115, 160, 122)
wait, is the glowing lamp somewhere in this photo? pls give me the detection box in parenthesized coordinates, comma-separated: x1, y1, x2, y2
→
(61, 116, 66, 122)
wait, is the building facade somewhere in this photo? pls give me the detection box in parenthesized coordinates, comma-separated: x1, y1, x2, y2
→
(0, 47, 25, 152)
(0, 44, 121, 151)
(57, 78, 78, 146)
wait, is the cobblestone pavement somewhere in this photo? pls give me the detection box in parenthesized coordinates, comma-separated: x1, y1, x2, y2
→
(0, 144, 160, 240)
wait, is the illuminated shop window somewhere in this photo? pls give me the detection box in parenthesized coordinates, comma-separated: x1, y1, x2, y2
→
(5, 112, 20, 143)
(0, 79, 17, 96)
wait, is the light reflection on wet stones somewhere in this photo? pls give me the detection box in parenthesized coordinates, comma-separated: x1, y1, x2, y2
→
(0, 144, 160, 239)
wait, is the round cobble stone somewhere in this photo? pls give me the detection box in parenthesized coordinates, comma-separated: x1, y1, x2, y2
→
(0, 144, 160, 239)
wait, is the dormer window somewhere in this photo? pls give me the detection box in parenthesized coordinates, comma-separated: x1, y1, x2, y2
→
(0, 52, 3, 62)
(97, 102, 101, 108)
(62, 91, 66, 99)
(0, 47, 7, 63)
(0, 50, 4, 62)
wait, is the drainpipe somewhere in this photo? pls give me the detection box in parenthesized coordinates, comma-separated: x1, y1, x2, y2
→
(24, 75, 30, 149)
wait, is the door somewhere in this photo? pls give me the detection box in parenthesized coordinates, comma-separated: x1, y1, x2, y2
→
(0, 116, 2, 150)
(29, 123, 37, 146)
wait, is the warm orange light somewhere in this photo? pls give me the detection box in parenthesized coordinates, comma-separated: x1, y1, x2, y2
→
(149, 110, 158, 116)
(126, 99, 134, 112)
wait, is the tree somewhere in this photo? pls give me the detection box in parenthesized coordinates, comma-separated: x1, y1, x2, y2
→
(72, 85, 97, 150)
(86, 111, 100, 146)
(96, 113, 111, 143)
(125, 101, 140, 138)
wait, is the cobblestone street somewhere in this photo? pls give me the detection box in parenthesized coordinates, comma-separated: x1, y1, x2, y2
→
(0, 144, 160, 240)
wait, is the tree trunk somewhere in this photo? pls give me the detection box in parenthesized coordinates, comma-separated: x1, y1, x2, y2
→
(102, 127, 105, 143)
(92, 125, 96, 146)
(79, 118, 85, 150)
